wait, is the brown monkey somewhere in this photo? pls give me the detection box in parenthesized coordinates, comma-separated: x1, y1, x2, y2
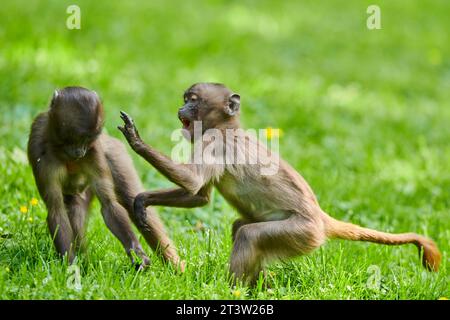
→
(28, 86, 181, 269)
(118, 83, 441, 285)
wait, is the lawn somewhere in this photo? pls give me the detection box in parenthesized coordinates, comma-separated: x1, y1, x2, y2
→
(0, 0, 448, 299)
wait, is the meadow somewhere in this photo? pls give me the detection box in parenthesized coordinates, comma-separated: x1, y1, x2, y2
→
(0, 0, 448, 299)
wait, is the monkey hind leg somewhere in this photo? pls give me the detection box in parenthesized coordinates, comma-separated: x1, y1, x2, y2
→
(105, 141, 182, 270)
(324, 215, 441, 271)
(231, 218, 251, 243)
(64, 190, 93, 253)
(230, 215, 325, 286)
(136, 205, 181, 268)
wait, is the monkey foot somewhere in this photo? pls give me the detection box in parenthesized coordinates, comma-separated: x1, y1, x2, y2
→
(134, 258, 151, 272)
(176, 259, 186, 273)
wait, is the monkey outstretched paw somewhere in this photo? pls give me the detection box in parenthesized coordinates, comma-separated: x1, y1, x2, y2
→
(118, 111, 142, 149)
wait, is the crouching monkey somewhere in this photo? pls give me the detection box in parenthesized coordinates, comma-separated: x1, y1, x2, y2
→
(118, 83, 440, 284)
(28, 86, 181, 270)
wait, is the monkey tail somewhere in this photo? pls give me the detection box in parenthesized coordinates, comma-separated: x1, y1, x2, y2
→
(323, 216, 441, 271)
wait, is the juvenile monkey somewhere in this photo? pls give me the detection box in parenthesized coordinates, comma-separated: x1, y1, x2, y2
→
(28, 86, 180, 269)
(118, 83, 441, 284)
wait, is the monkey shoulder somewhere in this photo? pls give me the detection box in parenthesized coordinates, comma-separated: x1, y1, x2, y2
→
(99, 134, 128, 153)
(31, 111, 49, 127)
(99, 134, 135, 166)
(27, 112, 51, 167)
(28, 112, 49, 144)
(97, 134, 139, 183)
(27, 113, 69, 190)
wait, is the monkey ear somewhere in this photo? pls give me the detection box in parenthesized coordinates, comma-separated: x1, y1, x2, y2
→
(50, 90, 59, 107)
(225, 93, 241, 116)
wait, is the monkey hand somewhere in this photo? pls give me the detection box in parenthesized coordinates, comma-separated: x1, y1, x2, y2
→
(128, 247, 151, 271)
(135, 257, 151, 272)
(118, 111, 142, 150)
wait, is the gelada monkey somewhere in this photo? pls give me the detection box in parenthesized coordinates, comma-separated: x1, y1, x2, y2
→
(28, 86, 181, 270)
(118, 83, 440, 284)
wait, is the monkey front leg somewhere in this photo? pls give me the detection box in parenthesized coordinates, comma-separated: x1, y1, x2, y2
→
(44, 189, 76, 262)
(130, 187, 210, 271)
(134, 187, 211, 215)
(118, 112, 203, 194)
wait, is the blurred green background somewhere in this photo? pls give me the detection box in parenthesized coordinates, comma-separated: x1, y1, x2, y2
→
(0, 0, 448, 299)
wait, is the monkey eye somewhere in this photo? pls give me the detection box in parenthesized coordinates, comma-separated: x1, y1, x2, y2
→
(190, 94, 198, 101)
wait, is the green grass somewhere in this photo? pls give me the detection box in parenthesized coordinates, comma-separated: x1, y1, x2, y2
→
(0, 0, 448, 299)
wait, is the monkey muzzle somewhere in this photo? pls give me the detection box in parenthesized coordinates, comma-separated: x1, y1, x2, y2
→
(178, 109, 192, 130)
(64, 146, 87, 160)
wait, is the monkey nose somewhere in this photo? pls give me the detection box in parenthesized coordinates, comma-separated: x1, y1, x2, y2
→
(178, 107, 190, 120)
(75, 149, 87, 159)
(66, 148, 86, 160)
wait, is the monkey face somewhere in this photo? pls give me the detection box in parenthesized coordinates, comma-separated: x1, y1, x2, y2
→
(63, 144, 88, 160)
(49, 87, 104, 161)
(60, 135, 98, 160)
(178, 92, 198, 132)
(51, 127, 100, 161)
(178, 83, 240, 140)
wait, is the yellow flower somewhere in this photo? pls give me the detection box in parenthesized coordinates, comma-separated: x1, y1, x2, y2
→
(232, 290, 241, 298)
(438, 297, 448, 300)
(265, 127, 283, 140)
(30, 198, 39, 206)
(19, 206, 28, 214)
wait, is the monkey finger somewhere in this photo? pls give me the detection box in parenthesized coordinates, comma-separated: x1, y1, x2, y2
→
(119, 110, 129, 120)
(117, 126, 133, 139)
(120, 111, 134, 126)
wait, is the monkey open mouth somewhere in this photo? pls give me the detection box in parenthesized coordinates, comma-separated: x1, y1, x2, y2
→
(179, 115, 191, 130)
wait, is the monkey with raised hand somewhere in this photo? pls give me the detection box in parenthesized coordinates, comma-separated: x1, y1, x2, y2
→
(28, 86, 181, 270)
(118, 83, 441, 285)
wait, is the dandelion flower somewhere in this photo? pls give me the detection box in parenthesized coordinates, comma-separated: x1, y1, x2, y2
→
(19, 206, 28, 214)
(265, 127, 283, 140)
(232, 290, 241, 298)
(30, 198, 39, 206)
(438, 297, 448, 300)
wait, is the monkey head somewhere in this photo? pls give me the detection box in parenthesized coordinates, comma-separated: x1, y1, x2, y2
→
(48, 86, 104, 161)
(178, 83, 240, 141)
